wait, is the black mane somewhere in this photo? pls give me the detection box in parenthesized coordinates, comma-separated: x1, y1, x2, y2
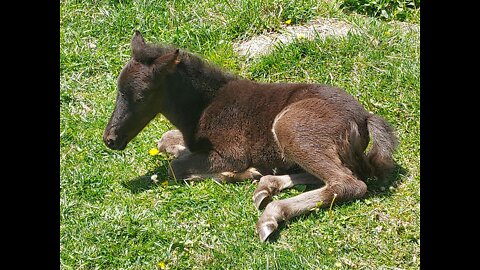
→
(176, 50, 239, 99)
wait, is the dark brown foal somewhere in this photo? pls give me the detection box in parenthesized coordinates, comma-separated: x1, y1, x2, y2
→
(104, 31, 398, 242)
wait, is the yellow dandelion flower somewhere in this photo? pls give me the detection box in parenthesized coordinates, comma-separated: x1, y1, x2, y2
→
(285, 19, 292, 25)
(161, 180, 168, 188)
(149, 148, 160, 156)
(157, 261, 166, 269)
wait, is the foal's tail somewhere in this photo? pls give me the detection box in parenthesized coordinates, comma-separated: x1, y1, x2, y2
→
(365, 114, 398, 180)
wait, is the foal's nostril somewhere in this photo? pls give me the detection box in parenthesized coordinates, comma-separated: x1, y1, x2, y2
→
(103, 131, 117, 148)
(106, 138, 115, 148)
(104, 129, 126, 150)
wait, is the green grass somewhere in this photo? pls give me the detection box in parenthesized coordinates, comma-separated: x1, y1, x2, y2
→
(60, 0, 419, 269)
(341, 0, 420, 22)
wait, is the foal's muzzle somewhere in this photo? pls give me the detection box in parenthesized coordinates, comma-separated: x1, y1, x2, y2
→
(103, 128, 127, 150)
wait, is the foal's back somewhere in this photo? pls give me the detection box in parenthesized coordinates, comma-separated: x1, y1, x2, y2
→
(196, 79, 370, 173)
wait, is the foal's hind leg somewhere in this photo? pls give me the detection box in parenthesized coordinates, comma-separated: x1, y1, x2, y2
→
(255, 100, 368, 241)
(256, 156, 367, 241)
(252, 173, 322, 210)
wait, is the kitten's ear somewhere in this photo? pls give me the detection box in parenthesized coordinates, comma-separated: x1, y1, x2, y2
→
(152, 49, 180, 74)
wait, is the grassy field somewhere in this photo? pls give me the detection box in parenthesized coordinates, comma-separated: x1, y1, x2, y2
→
(60, 0, 420, 269)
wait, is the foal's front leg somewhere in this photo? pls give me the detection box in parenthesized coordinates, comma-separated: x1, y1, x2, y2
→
(158, 130, 262, 182)
(157, 129, 189, 158)
(169, 150, 261, 182)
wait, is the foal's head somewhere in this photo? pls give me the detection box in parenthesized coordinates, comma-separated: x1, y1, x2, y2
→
(103, 31, 180, 150)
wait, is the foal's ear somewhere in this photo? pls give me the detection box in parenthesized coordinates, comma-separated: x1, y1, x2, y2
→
(131, 30, 146, 58)
(152, 49, 181, 74)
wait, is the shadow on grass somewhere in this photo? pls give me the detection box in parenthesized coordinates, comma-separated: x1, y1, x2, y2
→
(121, 160, 189, 194)
(364, 163, 409, 198)
(121, 174, 158, 194)
(121, 159, 260, 194)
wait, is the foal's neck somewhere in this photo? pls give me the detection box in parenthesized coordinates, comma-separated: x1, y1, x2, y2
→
(179, 53, 236, 100)
(161, 52, 237, 151)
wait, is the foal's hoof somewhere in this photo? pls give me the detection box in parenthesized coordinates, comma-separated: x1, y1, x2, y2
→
(253, 190, 272, 210)
(248, 168, 263, 180)
(256, 219, 278, 242)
